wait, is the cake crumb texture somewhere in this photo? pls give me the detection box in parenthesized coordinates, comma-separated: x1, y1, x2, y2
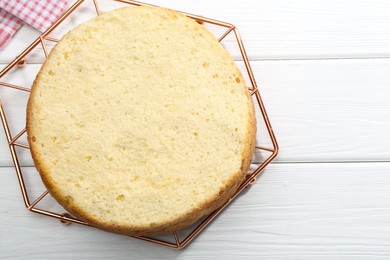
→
(27, 6, 256, 236)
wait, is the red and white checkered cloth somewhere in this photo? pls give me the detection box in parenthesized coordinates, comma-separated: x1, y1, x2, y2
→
(0, 0, 69, 48)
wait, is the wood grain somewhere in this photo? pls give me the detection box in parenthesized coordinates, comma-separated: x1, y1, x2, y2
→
(1, 0, 390, 258)
(1, 59, 390, 166)
(2, 163, 390, 259)
(2, 0, 390, 64)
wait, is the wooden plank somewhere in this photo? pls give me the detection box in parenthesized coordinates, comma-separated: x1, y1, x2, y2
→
(2, 0, 390, 64)
(2, 163, 390, 258)
(1, 59, 390, 166)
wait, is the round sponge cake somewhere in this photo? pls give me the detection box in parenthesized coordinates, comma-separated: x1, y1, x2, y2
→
(27, 6, 256, 236)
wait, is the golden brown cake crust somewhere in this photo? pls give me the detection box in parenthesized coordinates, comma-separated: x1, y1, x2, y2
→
(27, 6, 256, 236)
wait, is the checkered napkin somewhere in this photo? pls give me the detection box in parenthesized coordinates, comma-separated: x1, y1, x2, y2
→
(0, 0, 69, 48)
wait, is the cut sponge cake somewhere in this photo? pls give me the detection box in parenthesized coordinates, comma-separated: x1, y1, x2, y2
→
(27, 6, 256, 236)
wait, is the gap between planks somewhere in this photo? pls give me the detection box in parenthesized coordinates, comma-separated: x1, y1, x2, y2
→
(3, 56, 390, 66)
(2, 161, 390, 169)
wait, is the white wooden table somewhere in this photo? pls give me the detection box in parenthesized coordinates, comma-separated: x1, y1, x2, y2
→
(2, 0, 390, 259)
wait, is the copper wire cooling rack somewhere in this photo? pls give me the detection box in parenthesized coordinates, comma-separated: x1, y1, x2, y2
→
(0, 0, 278, 249)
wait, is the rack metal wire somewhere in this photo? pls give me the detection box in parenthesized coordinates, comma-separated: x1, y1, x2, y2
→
(0, 0, 278, 249)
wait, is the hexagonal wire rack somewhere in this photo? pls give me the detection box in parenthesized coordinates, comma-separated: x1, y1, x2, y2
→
(0, 0, 278, 249)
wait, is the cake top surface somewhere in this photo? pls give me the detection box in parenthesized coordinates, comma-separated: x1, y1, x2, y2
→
(27, 6, 255, 235)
